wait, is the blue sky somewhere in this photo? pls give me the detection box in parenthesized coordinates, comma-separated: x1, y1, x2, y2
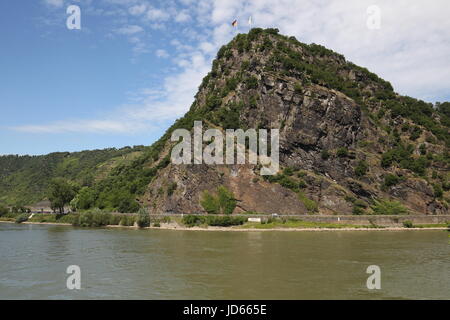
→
(1, 0, 449, 155)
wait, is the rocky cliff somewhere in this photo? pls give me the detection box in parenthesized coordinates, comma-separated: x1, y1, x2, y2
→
(142, 28, 449, 215)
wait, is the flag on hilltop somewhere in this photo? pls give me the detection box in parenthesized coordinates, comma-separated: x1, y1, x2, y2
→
(231, 19, 238, 27)
(248, 16, 252, 26)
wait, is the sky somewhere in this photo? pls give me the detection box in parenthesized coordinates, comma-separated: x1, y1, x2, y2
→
(0, 0, 449, 155)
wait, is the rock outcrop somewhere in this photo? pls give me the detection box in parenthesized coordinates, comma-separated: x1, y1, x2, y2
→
(141, 28, 449, 216)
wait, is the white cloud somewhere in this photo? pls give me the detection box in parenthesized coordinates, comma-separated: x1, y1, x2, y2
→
(44, 0, 64, 8)
(13, 119, 148, 134)
(156, 49, 169, 58)
(145, 7, 169, 21)
(128, 4, 147, 16)
(29, 0, 450, 135)
(175, 10, 191, 23)
(115, 24, 144, 35)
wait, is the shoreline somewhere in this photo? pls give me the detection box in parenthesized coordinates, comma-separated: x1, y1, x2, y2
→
(1, 220, 447, 232)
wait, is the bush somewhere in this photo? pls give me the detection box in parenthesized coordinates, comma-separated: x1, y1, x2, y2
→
(403, 220, 414, 228)
(245, 76, 259, 89)
(206, 216, 247, 227)
(217, 186, 237, 215)
(0, 205, 9, 217)
(283, 167, 294, 176)
(433, 184, 443, 198)
(119, 215, 136, 226)
(354, 160, 368, 177)
(298, 192, 318, 213)
(200, 191, 220, 214)
(161, 216, 171, 224)
(182, 215, 205, 227)
(381, 144, 430, 175)
(419, 144, 427, 155)
(91, 211, 112, 227)
(73, 211, 115, 227)
(336, 147, 349, 158)
(72, 187, 95, 210)
(136, 208, 150, 228)
(371, 199, 408, 215)
(384, 174, 401, 187)
(352, 206, 365, 215)
(279, 176, 299, 191)
(352, 199, 368, 215)
(200, 187, 236, 215)
(118, 197, 140, 213)
(321, 150, 330, 160)
(354, 199, 368, 208)
(182, 215, 246, 227)
(167, 182, 177, 196)
(298, 180, 307, 189)
(15, 213, 29, 224)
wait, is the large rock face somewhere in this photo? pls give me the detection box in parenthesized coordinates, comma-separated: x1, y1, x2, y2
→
(141, 28, 449, 215)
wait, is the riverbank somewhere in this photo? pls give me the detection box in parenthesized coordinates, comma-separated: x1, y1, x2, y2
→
(1, 219, 448, 232)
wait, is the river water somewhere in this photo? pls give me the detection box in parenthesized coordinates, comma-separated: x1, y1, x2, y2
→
(0, 223, 448, 299)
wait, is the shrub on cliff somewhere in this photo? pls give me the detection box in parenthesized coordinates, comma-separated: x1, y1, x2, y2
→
(371, 199, 408, 215)
(336, 147, 349, 158)
(218, 187, 237, 215)
(200, 187, 236, 215)
(200, 191, 220, 214)
(355, 160, 368, 177)
(384, 174, 401, 187)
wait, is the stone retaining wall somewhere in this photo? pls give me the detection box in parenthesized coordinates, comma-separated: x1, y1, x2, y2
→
(151, 214, 450, 226)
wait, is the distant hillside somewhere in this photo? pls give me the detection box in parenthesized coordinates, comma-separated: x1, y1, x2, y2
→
(0, 146, 145, 206)
(1, 28, 449, 215)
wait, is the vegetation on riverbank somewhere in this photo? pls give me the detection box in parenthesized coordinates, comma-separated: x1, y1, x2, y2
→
(182, 215, 247, 227)
(240, 218, 380, 229)
(1, 211, 448, 231)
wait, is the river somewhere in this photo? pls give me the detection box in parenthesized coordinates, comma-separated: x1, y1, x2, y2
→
(0, 223, 448, 299)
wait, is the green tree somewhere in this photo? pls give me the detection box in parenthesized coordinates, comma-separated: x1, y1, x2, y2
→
(136, 208, 150, 228)
(200, 187, 237, 215)
(217, 186, 237, 215)
(48, 178, 78, 214)
(71, 187, 95, 211)
(200, 191, 220, 214)
(0, 205, 9, 217)
(371, 199, 408, 215)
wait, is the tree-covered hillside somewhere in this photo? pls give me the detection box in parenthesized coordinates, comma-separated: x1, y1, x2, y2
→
(0, 146, 145, 206)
